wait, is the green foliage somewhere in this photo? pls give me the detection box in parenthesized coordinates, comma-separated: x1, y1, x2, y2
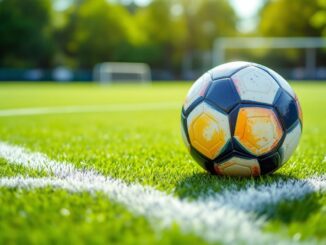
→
(135, 0, 236, 72)
(311, 0, 326, 36)
(1, 0, 325, 71)
(0, 0, 54, 68)
(135, 0, 187, 70)
(259, 0, 322, 36)
(185, 0, 236, 50)
(57, 0, 138, 68)
(0, 0, 237, 71)
(254, 0, 326, 68)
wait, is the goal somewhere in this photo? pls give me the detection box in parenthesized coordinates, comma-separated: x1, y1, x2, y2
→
(213, 37, 326, 79)
(93, 62, 151, 84)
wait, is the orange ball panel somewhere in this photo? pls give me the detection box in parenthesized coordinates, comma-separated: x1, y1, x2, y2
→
(189, 112, 227, 159)
(234, 107, 283, 156)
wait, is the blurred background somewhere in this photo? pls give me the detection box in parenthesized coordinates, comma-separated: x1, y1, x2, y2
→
(0, 0, 325, 82)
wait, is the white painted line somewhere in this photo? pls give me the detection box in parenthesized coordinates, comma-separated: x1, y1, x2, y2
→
(0, 176, 265, 244)
(0, 141, 324, 244)
(0, 102, 180, 117)
(204, 176, 326, 214)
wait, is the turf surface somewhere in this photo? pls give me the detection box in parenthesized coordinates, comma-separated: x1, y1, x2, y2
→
(0, 82, 325, 244)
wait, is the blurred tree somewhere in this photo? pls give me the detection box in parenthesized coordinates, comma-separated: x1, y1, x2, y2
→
(311, 0, 326, 36)
(259, 0, 322, 36)
(256, 0, 326, 69)
(180, 0, 236, 75)
(136, 0, 236, 75)
(183, 0, 236, 50)
(0, 0, 237, 76)
(58, 0, 142, 68)
(0, 0, 54, 68)
(136, 0, 187, 72)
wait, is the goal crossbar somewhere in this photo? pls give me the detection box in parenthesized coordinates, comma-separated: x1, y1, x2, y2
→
(93, 62, 151, 83)
(213, 37, 326, 78)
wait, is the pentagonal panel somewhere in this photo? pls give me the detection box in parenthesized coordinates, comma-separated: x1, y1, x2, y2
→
(205, 78, 241, 112)
(183, 73, 211, 111)
(209, 61, 250, 80)
(234, 107, 283, 156)
(214, 157, 261, 177)
(280, 122, 302, 165)
(231, 66, 279, 104)
(187, 102, 231, 159)
(259, 152, 282, 174)
(274, 91, 299, 131)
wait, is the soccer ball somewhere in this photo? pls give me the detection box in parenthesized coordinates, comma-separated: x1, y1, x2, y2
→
(181, 61, 303, 177)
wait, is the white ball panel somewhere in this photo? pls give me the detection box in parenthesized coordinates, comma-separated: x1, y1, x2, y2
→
(186, 102, 230, 137)
(183, 73, 211, 111)
(215, 157, 261, 176)
(280, 122, 302, 165)
(231, 66, 279, 104)
(202, 103, 231, 139)
(223, 165, 251, 176)
(209, 61, 250, 79)
(186, 102, 205, 130)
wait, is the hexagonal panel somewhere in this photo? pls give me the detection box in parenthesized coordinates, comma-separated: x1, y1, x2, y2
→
(183, 73, 211, 111)
(205, 78, 241, 112)
(187, 102, 231, 159)
(259, 152, 282, 174)
(274, 91, 299, 131)
(214, 157, 260, 177)
(280, 122, 302, 165)
(231, 66, 279, 104)
(234, 107, 283, 156)
(209, 61, 250, 80)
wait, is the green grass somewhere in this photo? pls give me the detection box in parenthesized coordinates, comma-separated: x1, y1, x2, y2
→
(0, 82, 325, 244)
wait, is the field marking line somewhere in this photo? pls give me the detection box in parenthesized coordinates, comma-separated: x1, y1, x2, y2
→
(0, 102, 180, 117)
(0, 176, 266, 244)
(204, 175, 326, 214)
(0, 141, 325, 244)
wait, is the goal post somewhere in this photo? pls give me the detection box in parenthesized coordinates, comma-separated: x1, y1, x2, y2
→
(213, 37, 326, 78)
(93, 62, 152, 84)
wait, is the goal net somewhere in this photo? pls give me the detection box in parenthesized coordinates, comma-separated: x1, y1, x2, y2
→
(93, 62, 152, 84)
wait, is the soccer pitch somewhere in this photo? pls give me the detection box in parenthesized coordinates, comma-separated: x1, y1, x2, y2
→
(0, 82, 325, 244)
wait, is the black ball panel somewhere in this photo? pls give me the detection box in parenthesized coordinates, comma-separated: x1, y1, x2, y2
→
(274, 91, 299, 132)
(232, 138, 256, 157)
(213, 140, 234, 162)
(189, 146, 211, 171)
(181, 110, 190, 142)
(258, 152, 281, 175)
(228, 104, 240, 136)
(205, 78, 241, 113)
